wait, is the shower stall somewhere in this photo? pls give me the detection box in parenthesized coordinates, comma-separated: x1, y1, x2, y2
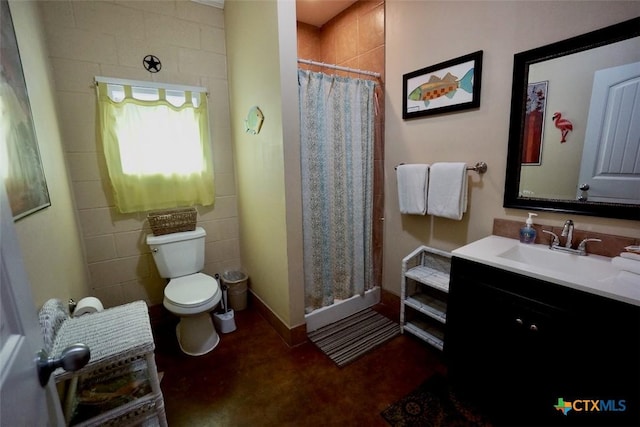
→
(297, 64, 382, 332)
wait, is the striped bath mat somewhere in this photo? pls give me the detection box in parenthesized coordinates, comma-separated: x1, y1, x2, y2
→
(307, 308, 400, 367)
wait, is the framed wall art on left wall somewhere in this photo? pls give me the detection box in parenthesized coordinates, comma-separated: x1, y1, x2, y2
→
(1, 0, 51, 220)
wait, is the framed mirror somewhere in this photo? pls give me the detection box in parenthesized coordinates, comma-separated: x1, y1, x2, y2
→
(504, 17, 640, 221)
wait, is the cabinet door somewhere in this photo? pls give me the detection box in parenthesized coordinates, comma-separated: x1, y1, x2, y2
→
(446, 274, 568, 423)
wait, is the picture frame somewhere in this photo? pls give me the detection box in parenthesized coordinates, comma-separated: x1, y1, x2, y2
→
(1, 0, 51, 220)
(403, 50, 483, 119)
(521, 81, 548, 165)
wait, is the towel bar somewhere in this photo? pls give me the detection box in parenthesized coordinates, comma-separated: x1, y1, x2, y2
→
(395, 161, 487, 174)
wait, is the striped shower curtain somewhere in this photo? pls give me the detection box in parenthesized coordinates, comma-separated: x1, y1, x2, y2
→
(298, 69, 376, 313)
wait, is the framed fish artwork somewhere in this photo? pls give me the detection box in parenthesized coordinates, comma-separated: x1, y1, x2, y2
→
(403, 51, 483, 119)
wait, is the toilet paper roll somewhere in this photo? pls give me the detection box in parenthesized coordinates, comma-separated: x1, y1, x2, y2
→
(73, 297, 104, 317)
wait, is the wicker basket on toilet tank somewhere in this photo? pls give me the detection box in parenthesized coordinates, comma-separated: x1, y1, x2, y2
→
(147, 207, 197, 236)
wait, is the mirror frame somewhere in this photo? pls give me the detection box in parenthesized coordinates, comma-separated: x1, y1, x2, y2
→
(504, 17, 640, 221)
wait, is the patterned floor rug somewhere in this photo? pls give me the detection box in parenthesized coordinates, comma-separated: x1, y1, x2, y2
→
(307, 308, 400, 368)
(381, 374, 494, 427)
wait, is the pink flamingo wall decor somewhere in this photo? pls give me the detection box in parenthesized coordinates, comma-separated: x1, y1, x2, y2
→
(552, 112, 573, 143)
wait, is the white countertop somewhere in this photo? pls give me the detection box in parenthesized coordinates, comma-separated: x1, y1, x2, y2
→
(452, 235, 640, 307)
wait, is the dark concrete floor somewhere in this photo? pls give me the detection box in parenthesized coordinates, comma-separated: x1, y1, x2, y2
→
(152, 303, 447, 427)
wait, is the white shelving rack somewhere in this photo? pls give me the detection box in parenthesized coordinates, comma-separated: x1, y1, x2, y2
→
(400, 245, 452, 351)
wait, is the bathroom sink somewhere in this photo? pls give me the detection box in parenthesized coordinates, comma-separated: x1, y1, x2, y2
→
(452, 235, 639, 307)
(496, 242, 619, 283)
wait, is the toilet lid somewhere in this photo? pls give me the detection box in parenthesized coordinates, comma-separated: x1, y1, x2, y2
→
(165, 273, 219, 308)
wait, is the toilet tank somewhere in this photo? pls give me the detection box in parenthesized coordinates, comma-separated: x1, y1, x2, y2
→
(146, 227, 206, 278)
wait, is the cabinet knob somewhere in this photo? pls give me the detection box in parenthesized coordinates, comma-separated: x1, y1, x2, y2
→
(529, 324, 538, 332)
(515, 318, 523, 326)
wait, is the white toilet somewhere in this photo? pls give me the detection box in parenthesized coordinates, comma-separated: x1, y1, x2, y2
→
(146, 227, 222, 356)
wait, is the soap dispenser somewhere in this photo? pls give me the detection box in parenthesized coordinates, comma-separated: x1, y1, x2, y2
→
(519, 213, 538, 244)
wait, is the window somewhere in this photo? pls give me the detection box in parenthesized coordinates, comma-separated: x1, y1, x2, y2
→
(96, 78, 214, 213)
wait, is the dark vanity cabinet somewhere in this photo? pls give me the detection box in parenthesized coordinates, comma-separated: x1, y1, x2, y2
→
(444, 256, 639, 426)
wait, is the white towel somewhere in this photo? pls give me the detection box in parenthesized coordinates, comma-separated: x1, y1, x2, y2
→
(396, 164, 430, 215)
(611, 256, 640, 275)
(427, 162, 468, 220)
(620, 252, 640, 262)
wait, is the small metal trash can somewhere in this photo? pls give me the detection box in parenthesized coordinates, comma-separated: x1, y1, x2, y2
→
(221, 271, 248, 311)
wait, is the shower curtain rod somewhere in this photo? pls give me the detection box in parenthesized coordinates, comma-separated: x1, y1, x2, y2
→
(297, 58, 381, 78)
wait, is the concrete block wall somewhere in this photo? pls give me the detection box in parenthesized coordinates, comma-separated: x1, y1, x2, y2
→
(38, 0, 240, 308)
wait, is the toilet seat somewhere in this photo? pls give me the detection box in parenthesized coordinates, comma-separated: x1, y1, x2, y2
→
(163, 273, 221, 316)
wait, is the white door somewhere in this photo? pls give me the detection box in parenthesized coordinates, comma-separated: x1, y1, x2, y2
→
(577, 61, 640, 203)
(0, 185, 65, 425)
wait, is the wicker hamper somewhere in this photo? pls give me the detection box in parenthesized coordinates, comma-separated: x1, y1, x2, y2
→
(147, 207, 197, 236)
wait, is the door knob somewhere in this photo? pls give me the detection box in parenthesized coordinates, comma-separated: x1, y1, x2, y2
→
(36, 343, 90, 387)
(578, 183, 589, 201)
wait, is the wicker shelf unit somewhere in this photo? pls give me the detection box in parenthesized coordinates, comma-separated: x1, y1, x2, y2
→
(400, 246, 452, 351)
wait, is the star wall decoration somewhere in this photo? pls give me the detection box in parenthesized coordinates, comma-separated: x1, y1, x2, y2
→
(143, 55, 162, 73)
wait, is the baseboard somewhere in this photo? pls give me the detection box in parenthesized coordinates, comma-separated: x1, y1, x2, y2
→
(148, 288, 400, 348)
(250, 292, 307, 347)
(252, 290, 399, 347)
(379, 288, 401, 321)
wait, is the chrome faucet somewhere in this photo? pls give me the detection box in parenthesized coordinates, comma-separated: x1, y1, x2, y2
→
(561, 219, 574, 248)
(542, 222, 602, 256)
